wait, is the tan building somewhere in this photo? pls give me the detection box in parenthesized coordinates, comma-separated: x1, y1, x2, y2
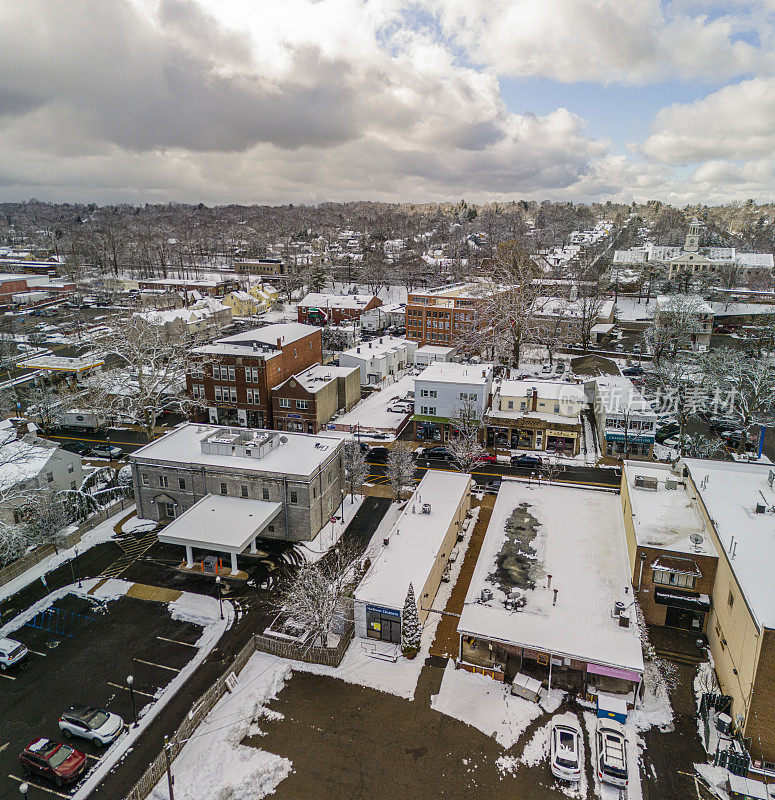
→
(270, 364, 360, 434)
(135, 298, 233, 342)
(485, 379, 585, 455)
(622, 458, 775, 766)
(233, 259, 285, 278)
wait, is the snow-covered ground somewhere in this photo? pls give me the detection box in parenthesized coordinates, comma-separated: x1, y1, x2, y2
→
(0, 504, 134, 603)
(333, 374, 415, 438)
(297, 494, 364, 564)
(149, 651, 293, 800)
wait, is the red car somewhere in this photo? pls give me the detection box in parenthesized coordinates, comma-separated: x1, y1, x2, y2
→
(20, 738, 87, 786)
(473, 454, 498, 464)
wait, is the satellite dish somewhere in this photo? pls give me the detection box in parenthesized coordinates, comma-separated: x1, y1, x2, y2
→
(690, 533, 704, 545)
(280, 436, 288, 444)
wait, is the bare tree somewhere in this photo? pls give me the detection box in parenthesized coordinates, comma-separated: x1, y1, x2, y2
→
(84, 314, 201, 442)
(342, 439, 368, 500)
(387, 442, 414, 501)
(645, 296, 705, 368)
(273, 540, 363, 648)
(447, 398, 487, 473)
(22, 489, 68, 554)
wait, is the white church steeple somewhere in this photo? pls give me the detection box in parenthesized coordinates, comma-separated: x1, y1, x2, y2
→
(684, 218, 702, 252)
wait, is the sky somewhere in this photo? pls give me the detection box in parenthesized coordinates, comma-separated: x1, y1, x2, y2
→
(1, 0, 774, 207)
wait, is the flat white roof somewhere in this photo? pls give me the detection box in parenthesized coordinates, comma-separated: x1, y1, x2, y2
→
(459, 481, 644, 674)
(19, 354, 103, 372)
(287, 363, 357, 392)
(416, 361, 493, 385)
(415, 345, 456, 357)
(623, 462, 715, 556)
(131, 423, 341, 477)
(341, 336, 413, 360)
(157, 494, 282, 552)
(219, 322, 318, 347)
(684, 459, 775, 629)
(593, 377, 656, 416)
(299, 292, 376, 310)
(499, 379, 584, 402)
(336, 375, 415, 432)
(355, 470, 471, 610)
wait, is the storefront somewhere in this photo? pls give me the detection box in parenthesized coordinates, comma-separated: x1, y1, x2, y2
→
(365, 603, 401, 643)
(486, 419, 579, 454)
(604, 431, 654, 459)
(653, 587, 711, 631)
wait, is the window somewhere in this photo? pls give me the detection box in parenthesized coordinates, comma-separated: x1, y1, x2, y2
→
(228, 366, 235, 382)
(241, 485, 249, 498)
(554, 405, 560, 414)
(220, 482, 228, 495)
(230, 387, 238, 403)
(427, 406, 436, 415)
(728, 590, 735, 609)
(159, 475, 169, 488)
(245, 368, 252, 383)
(297, 400, 309, 409)
(262, 487, 269, 500)
(46, 471, 53, 483)
(165, 503, 175, 518)
(279, 398, 291, 408)
(213, 365, 221, 380)
(507, 400, 514, 410)
(653, 569, 695, 589)
(246, 389, 254, 405)
(70, 480, 77, 489)
(68, 463, 74, 473)
(142, 474, 149, 486)
(178, 478, 186, 490)
(268, 524, 275, 532)
(313, 486, 317, 499)
(290, 491, 298, 504)
(214, 386, 222, 401)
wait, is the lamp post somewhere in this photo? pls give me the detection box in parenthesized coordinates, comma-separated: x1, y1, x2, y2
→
(75, 546, 81, 588)
(215, 576, 223, 620)
(127, 675, 137, 727)
(19, 782, 28, 797)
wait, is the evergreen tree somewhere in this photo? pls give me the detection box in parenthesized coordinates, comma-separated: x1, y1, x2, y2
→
(308, 261, 327, 293)
(401, 582, 421, 656)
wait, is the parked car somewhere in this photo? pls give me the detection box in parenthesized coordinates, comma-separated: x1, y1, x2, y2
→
(472, 454, 497, 465)
(621, 366, 644, 377)
(19, 738, 87, 786)
(541, 364, 552, 374)
(60, 441, 91, 455)
(87, 445, 123, 459)
(655, 423, 679, 443)
(419, 446, 453, 461)
(721, 430, 755, 450)
(631, 343, 642, 354)
(595, 719, 628, 789)
(555, 362, 566, 374)
(0, 637, 28, 671)
(510, 454, 543, 468)
(365, 446, 389, 462)
(482, 479, 502, 494)
(550, 720, 582, 782)
(708, 415, 740, 431)
(59, 707, 124, 747)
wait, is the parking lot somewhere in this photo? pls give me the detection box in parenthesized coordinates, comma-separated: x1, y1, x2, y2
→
(0, 591, 205, 798)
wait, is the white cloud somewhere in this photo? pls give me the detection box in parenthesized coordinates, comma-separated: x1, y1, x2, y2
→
(429, 0, 771, 84)
(642, 77, 775, 163)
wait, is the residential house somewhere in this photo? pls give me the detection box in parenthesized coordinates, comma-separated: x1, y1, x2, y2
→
(360, 302, 406, 332)
(297, 292, 381, 326)
(338, 336, 417, 386)
(413, 345, 456, 369)
(136, 298, 232, 342)
(221, 290, 260, 317)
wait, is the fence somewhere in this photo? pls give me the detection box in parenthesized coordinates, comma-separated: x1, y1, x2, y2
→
(0, 496, 133, 589)
(123, 635, 258, 800)
(254, 620, 354, 668)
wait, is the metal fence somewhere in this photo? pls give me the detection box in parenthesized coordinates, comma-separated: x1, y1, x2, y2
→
(0, 496, 133, 589)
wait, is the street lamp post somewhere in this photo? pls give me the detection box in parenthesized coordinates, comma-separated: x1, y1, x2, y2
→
(19, 782, 28, 797)
(127, 675, 137, 727)
(215, 576, 223, 620)
(75, 546, 81, 588)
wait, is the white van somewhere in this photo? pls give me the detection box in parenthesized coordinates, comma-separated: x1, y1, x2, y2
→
(0, 637, 28, 670)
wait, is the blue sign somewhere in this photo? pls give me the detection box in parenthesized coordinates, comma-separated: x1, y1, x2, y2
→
(605, 432, 654, 444)
(366, 604, 401, 619)
(287, 414, 301, 419)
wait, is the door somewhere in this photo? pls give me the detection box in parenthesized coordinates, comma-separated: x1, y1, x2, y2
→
(385, 619, 401, 643)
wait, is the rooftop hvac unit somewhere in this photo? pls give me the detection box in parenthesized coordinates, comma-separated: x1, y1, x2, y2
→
(421, 503, 432, 514)
(613, 600, 625, 617)
(618, 610, 631, 628)
(480, 587, 493, 603)
(665, 477, 679, 490)
(634, 475, 658, 491)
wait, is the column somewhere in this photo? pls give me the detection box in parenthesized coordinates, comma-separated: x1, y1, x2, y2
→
(250, 538, 257, 554)
(185, 545, 194, 568)
(230, 551, 239, 574)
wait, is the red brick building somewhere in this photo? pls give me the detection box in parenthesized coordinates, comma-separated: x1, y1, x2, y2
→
(186, 323, 322, 428)
(297, 292, 381, 326)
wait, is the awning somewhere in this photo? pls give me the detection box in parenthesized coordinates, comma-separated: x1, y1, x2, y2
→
(654, 587, 711, 612)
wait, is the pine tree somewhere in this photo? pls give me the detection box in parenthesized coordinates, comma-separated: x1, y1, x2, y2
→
(308, 262, 327, 293)
(401, 582, 421, 657)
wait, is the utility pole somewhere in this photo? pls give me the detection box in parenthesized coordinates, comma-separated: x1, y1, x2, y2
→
(164, 735, 175, 800)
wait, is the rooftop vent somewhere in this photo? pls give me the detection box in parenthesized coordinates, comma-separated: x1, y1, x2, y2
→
(634, 475, 658, 491)
(480, 587, 493, 603)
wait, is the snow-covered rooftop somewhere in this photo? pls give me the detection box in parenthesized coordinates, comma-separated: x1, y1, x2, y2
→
(157, 494, 282, 552)
(18, 353, 103, 372)
(655, 295, 714, 315)
(280, 363, 357, 393)
(335, 375, 415, 433)
(623, 462, 715, 556)
(459, 481, 644, 674)
(130, 423, 342, 477)
(340, 336, 414, 360)
(355, 470, 471, 611)
(416, 361, 493, 385)
(298, 292, 376, 310)
(498, 379, 585, 402)
(220, 323, 319, 348)
(414, 345, 456, 358)
(0, 437, 59, 493)
(684, 459, 775, 629)
(593, 377, 656, 417)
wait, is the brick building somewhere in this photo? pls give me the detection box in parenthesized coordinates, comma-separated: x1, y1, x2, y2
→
(297, 292, 381, 326)
(270, 364, 361, 433)
(136, 277, 239, 297)
(187, 323, 322, 428)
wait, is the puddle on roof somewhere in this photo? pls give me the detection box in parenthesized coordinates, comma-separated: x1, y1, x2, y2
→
(487, 502, 544, 593)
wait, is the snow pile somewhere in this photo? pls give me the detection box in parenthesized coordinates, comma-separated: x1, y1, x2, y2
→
(495, 755, 519, 777)
(121, 516, 157, 534)
(150, 652, 293, 800)
(630, 662, 675, 733)
(431, 662, 542, 748)
(520, 720, 551, 766)
(168, 592, 224, 628)
(694, 763, 730, 800)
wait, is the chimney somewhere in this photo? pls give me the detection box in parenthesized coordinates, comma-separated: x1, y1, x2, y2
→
(276, 338, 282, 350)
(553, 588, 558, 606)
(546, 574, 552, 589)
(532, 388, 538, 412)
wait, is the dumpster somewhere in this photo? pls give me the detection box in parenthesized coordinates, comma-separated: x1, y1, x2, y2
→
(510, 672, 541, 702)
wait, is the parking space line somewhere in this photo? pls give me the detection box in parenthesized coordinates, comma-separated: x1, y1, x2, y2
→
(107, 681, 156, 699)
(0, 673, 15, 680)
(8, 774, 72, 798)
(84, 753, 101, 761)
(26, 648, 48, 657)
(0, 742, 7, 754)
(134, 658, 180, 672)
(156, 636, 198, 648)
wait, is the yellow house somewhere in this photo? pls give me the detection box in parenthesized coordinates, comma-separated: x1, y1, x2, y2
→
(222, 290, 260, 317)
(248, 282, 280, 309)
